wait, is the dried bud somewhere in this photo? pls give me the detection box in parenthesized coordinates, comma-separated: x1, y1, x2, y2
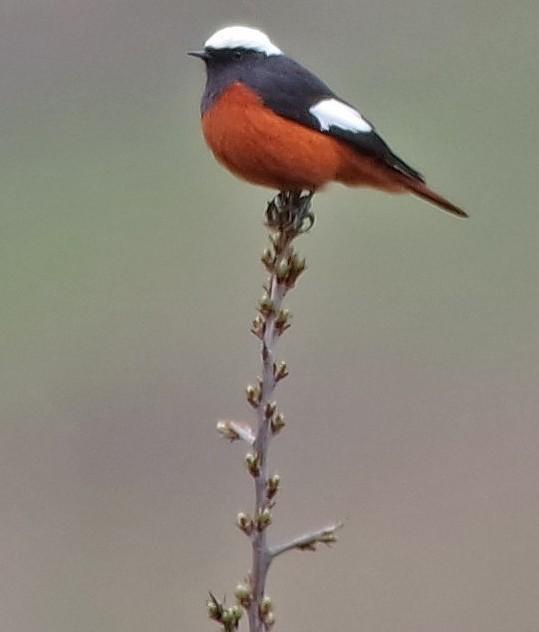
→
(221, 608, 235, 627)
(293, 254, 306, 273)
(269, 232, 280, 249)
(207, 602, 220, 621)
(267, 474, 280, 499)
(271, 413, 286, 434)
(251, 314, 265, 339)
(275, 308, 289, 324)
(234, 584, 252, 607)
(207, 594, 223, 622)
(246, 384, 261, 408)
(319, 532, 338, 545)
(259, 596, 273, 616)
(258, 293, 275, 317)
(256, 508, 272, 531)
(236, 512, 254, 535)
(217, 420, 255, 445)
(296, 525, 341, 551)
(274, 361, 289, 382)
(275, 258, 290, 282)
(297, 541, 317, 551)
(274, 309, 291, 335)
(280, 253, 306, 288)
(229, 605, 243, 623)
(263, 611, 276, 628)
(245, 452, 261, 477)
(216, 420, 239, 442)
(261, 248, 275, 271)
(264, 401, 277, 419)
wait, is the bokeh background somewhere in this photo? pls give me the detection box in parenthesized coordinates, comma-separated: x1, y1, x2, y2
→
(1, 1, 538, 631)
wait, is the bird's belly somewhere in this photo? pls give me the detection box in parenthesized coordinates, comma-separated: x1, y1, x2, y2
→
(201, 82, 344, 191)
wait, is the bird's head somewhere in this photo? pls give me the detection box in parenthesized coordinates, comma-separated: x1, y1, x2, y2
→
(188, 26, 282, 66)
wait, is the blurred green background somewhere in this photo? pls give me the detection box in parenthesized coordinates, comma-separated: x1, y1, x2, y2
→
(1, 1, 538, 631)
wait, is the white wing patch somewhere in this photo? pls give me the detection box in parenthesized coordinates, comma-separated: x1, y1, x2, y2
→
(309, 98, 372, 134)
(204, 26, 283, 56)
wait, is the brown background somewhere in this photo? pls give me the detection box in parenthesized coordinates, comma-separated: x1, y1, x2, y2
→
(1, 1, 538, 631)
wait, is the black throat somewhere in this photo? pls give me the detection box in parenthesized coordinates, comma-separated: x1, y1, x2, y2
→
(201, 51, 268, 115)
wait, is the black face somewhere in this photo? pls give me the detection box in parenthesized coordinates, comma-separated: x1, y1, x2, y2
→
(203, 47, 265, 66)
(193, 47, 270, 114)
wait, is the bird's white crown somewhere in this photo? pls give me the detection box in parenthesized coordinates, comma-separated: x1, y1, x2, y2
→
(204, 26, 282, 56)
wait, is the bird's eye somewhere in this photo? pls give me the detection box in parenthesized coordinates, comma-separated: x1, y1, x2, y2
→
(232, 50, 243, 60)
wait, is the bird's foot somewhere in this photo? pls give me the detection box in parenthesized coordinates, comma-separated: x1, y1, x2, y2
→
(265, 190, 315, 234)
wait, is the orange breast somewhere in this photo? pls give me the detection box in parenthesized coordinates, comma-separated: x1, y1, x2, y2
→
(201, 82, 405, 193)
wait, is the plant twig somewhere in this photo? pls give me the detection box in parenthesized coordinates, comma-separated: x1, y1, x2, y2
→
(209, 191, 341, 632)
(247, 191, 313, 632)
(270, 522, 343, 558)
(217, 419, 256, 445)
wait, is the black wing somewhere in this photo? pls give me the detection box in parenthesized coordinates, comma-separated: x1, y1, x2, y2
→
(241, 55, 424, 183)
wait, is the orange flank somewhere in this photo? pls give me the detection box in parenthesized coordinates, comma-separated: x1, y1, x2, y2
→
(202, 83, 406, 193)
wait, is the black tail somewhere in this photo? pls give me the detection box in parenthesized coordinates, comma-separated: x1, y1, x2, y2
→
(404, 178, 468, 218)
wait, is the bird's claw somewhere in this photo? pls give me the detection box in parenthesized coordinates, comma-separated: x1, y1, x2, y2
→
(265, 191, 315, 234)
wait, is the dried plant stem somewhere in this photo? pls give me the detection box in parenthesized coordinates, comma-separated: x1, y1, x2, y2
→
(248, 205, 299, 632)
(209, 191, 341, 632)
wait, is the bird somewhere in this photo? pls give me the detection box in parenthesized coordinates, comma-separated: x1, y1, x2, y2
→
(189, 26, 468, 219)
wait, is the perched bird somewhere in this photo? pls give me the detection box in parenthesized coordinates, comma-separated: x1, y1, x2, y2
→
(189, 26, 468, 218)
